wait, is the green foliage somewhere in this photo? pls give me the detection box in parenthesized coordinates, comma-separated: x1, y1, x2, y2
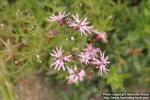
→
(0, 0, 150, 99)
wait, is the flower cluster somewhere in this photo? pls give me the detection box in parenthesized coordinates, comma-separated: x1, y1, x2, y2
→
(48, 12, 110, 84)
(78, 44, 110, 75)
(48, 12, 108, 41)
(78, 43, 100, 65)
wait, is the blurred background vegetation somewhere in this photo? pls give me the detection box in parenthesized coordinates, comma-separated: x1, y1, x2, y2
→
(0, 0, 150, 100)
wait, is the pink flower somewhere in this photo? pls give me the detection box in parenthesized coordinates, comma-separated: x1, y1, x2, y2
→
(92, 51, 110, 75)
(83, 43, 100, 58)
(66, 65, 85, 84)
(79, 52, 91, 65)
(68, 14, 93, 36)
(93, 30, 108, 43)
(48, 12, 69, 24)
(49, 29, 59, 35)
(78, 43, 100, 65)
(50, 47, 72, 71)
